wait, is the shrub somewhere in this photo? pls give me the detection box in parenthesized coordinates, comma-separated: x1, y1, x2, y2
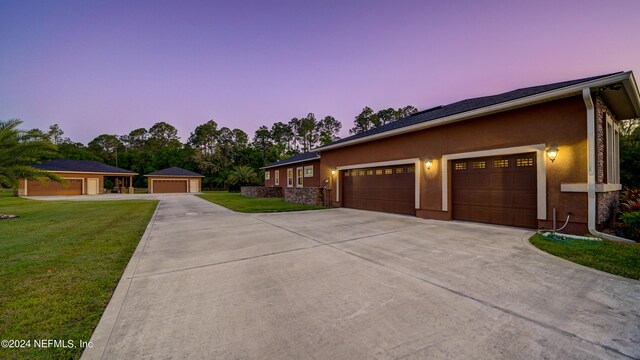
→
(620, 211, 640, 241)
(620, 188, 640, 213)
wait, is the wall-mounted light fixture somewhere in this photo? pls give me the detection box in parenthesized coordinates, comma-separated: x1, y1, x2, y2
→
(424, 157, 433, 170)
(331, 169, 336, 175)
(546, 143, 559, 163)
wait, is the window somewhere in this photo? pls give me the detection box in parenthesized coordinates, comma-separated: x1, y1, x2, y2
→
(296, 167, 303, 187)
(351, 170, 358, 176)
(344, 171, 350, 176)
(287, 168, 293, 187)
(396, 168, 403, 174)
(366, 170, 373, 175)
(407, 167, 415, 173)
(493, 159, 509, 168)
(304, 165, 314, 177)
(454, 162, 467, 170)
(516, 158, 533, 167)
(275, 170, 280, 186)
(607, 114, 621, 184)
(265, 171, 270, 180)
(375, 169, 383, 175)
(385, 169, 392, 175)
(472, 161, 486, 169)
(359, 170, 365, 176)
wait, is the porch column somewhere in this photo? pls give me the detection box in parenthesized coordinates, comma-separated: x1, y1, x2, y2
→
(129, 176, 133, 194)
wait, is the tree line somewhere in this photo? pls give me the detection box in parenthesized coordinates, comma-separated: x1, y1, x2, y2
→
(9, 105, 417, 189)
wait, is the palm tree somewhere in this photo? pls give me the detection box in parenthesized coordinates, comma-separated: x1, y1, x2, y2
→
(226, 165, 259, 187)
(0, 119, 64, 195)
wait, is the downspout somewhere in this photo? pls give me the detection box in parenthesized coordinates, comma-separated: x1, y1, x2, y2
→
(582, 88, 634, 243)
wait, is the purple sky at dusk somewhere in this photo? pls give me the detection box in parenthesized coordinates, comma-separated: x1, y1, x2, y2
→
(1, 0, 639, 144)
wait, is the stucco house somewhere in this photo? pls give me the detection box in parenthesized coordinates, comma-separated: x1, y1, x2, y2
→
(19, 159, 137, 195)
(263, 71, 640, 237)
(145, 167, 203, 193)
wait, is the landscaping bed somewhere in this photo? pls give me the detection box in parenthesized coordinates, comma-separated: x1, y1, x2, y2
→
(197, 191, 325, 213)
(0, 192, 157, 359)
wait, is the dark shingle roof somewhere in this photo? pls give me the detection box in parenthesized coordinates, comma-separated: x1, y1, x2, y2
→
(32, 159, 137, 174)
(319, 72, 621, 149)
(145, 167, 203, 177)
(261, 151, 320, 169)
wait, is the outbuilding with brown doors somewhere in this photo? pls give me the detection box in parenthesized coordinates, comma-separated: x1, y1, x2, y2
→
(145, 167, 204, 194)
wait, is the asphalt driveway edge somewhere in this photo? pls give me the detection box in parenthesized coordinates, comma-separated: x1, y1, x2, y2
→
(80, 200, 161, 360)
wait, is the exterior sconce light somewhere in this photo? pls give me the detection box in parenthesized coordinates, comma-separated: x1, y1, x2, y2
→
(331, 169, 336, 176)
(546, 144, 559, 163)
(424, 157, 433, 170)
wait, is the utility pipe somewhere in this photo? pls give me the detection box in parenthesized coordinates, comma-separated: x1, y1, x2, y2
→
(582, 88, 635, 243)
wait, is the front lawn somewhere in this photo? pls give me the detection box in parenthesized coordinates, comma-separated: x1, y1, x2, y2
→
(0, 192, 157, 359)
(529, 233, 640, 280)
(197, 191, 325, 213)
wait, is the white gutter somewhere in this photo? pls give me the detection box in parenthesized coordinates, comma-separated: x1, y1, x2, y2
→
(315, 72, 632, 152)
(582, 88, 635, 243)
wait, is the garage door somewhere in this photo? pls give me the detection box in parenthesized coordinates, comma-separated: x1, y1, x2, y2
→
(27, 179, 83, 196)
(342, 164, 415, 215)
(452, 153, 537, 228)
(153, 180, 187, 193)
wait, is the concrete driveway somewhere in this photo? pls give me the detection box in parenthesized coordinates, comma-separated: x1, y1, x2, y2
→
(82, 195, 640, 359)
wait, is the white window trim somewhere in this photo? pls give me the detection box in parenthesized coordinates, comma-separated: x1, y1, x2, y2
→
(275, 170, 280, 186)
(296, 167, 304, 187)
(286, 168, 293, 188)
(335, 158, 421, 209)
(304, 165, 314, 177)
(606, 114, 621, 185)
(441, 144, 547, 220)
(265, 171, 270, 180)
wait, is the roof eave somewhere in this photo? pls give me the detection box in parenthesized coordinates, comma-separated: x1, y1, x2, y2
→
(260, 156, 321, 170)
(314, 72, 634, 152)
(40, 170, 138, 175)
(144, 174, 204, 177)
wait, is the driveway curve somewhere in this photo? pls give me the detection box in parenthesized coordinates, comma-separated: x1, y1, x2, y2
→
(81, 194, 640, 359)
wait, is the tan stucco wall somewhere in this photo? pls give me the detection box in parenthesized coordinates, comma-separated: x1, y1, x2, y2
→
(19, 172, 106, 196)
(319, 96, 593, 232)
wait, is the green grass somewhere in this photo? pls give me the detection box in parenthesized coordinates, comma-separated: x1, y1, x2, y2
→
(0, 192, 158, 359)
(197, 191, 325, 213)
(529, 233, 640, 280)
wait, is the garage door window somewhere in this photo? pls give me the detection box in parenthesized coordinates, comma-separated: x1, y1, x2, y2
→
(472, 161, 486, 169)
(493, 159, 509, 168)
(455, 162, 467, 170)
(516, 157, 534, 167)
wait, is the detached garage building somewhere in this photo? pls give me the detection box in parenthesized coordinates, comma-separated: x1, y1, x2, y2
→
(146, 167, 203, 194)
(19, 159, 137, 196)
(314, 71, 640, 235)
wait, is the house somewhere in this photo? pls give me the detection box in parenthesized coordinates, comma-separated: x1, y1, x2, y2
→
(19, 159, 137, 196)
(310, 71, 639, 235)
(261, 152, 321, 189)
(145, 167, 203, 193)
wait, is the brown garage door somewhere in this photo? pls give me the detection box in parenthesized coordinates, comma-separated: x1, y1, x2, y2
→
(452, 153, 537, 228)
(27, 179, 83, 196)
(342, 164, 415, 215)
(153, 179, 187, 193)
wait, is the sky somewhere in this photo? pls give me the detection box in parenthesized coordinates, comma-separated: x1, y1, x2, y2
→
(1, 0, 639, 144)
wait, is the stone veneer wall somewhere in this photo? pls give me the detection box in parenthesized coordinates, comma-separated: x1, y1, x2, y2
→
(597, 191, 619, 226)
(284, 187, 324, 206)
(595, 96, 617, 183)
(594, 96, 621, 228)
(241, 186, 283, 198)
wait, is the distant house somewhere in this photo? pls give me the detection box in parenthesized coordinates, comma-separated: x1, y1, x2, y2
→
(19, 159, 137, 196)
(145, 167, 203, 193)
(261, 152, 321, 189)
